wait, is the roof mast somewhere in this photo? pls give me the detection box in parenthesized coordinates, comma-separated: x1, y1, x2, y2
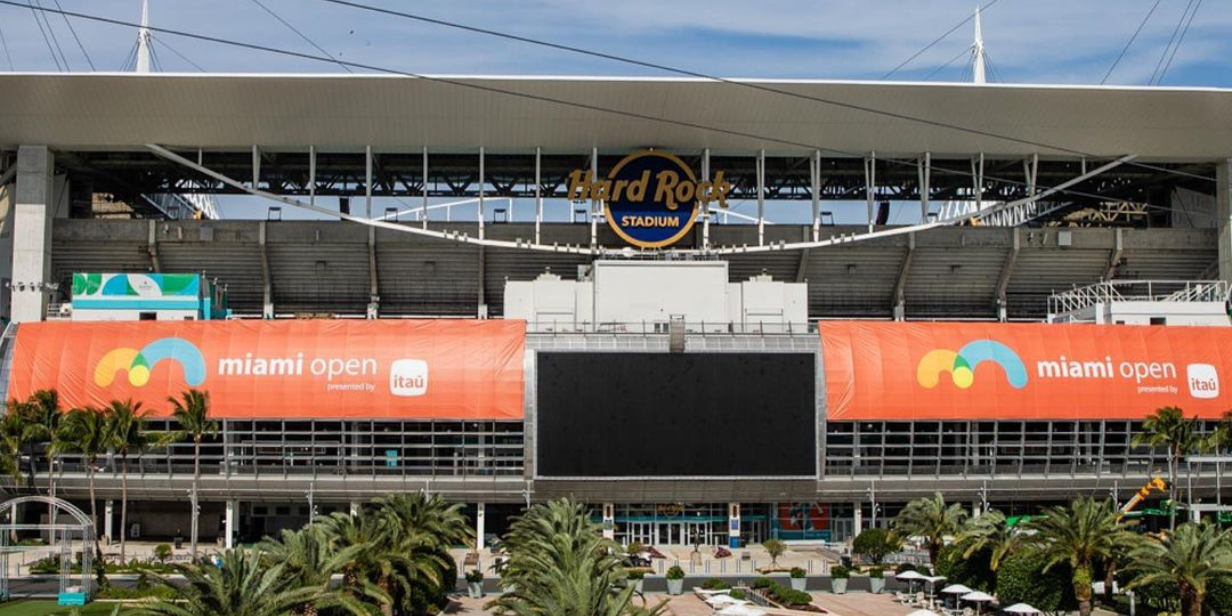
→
(135, 0, 151, 73)
(972, 5, 986, 84)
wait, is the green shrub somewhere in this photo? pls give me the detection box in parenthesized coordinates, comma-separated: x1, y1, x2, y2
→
(995, 551, 1078, 614)
(831, 565, 850, 579)
(763, 539, 787, 565)
(466, 569, 484, 583)
(153, 543, 172, 564)
(790, 567, 806, 579)
(752, 577, 774, 589)
(869, 567, 884, 579)
(626, 542, 644, 555)
(852, 528, 902, 565)
(96, 584, 177, 600)
(895, 562, 917, 574)
(767, 583, 813, 607)
(730, 588, 747, 600)
(1129, 578, 1181, 613)
(702, 577, 731, 590)
(666, 565, 685, 580)
(936, 543, 995, 591)
(626, 568, 645, 580)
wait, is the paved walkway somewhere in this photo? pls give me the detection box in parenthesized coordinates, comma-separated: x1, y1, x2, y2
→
(443, 591, 916, 616)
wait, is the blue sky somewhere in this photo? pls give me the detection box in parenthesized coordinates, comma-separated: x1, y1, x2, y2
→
(0, 0, 1230, 86)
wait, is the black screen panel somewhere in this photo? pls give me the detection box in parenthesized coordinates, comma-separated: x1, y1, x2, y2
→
(536, 352, 816, 477)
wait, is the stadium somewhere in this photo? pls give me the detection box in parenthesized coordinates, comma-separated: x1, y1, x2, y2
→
(1, 65, 1232, 558)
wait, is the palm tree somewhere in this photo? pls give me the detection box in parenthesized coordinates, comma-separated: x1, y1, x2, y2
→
(893, 492, 968, 567)
(165, 389, 218, 561)
(489, 498, 667, 616)
(127, 547, 350, 616)
(258, 527, 385, 616)
(1127, 522, 1232, 616)
(315, 509, 418, 616)
(1133, 406, 1208, 531)
(1028, 497, 1136, 616)
(955, 510, 1022, 571)
(59, 407, 111, 542)
(24, 390, 65, 542)
(106, 399, 148, 565)
(0, 407, 29, 484)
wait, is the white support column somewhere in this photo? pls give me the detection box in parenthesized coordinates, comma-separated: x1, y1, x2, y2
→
(602, 503, 615, 541)
(251, 145, 261, 189)
(1218, 159, 1232, 284)
(308, 146, 317, 208)
(103, 500, 114, 542)
(475, 503, 486, 551)
(852, 503, 864, 535)
(478, 147, 485, 240)
(811, 150, 821, 242)
(756, 149, 766, 246)
(701, 148, 712, 250)
(1025, 153, 1039, 197)
(349, 501, 361, 517)
(421, 147, 429, 228)
(534, 147, 542, 245)
(258, 221, 273, 320)
(728, 503, 741, 549)
(864, 152, 876, 234)
(919, 152, 931, 222)
(11, 145, 55, 323)
(590, 147, 599, 248)
(973, 153, 985, 213)
(365, 145, 373, 219)
(224, 500, 237, 549)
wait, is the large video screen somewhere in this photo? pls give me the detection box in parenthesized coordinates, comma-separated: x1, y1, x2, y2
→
(536, 352, 816, 477)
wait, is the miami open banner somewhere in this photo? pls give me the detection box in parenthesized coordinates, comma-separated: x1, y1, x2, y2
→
(821, 321, 1232, 420)
(8, 320, 525, 419)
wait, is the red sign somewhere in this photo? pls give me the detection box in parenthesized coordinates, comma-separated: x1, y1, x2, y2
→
(9, 320, 525, 419)
(822, 321, 1232, 420)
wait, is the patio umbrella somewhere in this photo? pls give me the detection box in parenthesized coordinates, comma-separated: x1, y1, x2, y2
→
(1003, 603, 1040, 614)
(942, 584, 975, 595)
(961, 590, 996, 616)
(896, 570, 927, 581)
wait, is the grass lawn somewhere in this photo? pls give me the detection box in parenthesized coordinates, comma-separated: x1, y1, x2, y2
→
(0, 601, 123, 616)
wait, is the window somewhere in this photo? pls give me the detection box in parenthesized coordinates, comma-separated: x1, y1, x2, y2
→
(139, 312, 157, 321)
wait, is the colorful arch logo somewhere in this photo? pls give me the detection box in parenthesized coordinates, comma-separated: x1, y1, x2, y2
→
(94, 338, 206, 388)
(917, 339, 1028, 390)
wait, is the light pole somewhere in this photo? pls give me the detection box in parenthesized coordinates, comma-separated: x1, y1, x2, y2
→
(867, 483, 878, 528)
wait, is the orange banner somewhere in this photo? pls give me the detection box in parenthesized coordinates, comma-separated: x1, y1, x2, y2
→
(821, 321, 1232, 420)
(8, 320, 525, 419)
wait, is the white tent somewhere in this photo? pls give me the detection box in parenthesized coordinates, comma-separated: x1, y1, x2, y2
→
(1004, 603, 1040, 614)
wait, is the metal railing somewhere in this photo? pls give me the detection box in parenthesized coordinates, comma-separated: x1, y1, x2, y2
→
(527, 320, 815, 335)
(1048, 279, 1230, 316)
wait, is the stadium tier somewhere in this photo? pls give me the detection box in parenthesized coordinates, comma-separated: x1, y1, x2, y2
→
(2, 73, 1232, 546)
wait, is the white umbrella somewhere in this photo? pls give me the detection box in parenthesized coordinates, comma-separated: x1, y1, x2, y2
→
(896, 570, 927, 581)
(942, 584, 975, 595)
(925, 576, 947, 583)
(717, 606, 767, 616)
(1004, 603, 1040, 614)
(961, 592, 995, 602)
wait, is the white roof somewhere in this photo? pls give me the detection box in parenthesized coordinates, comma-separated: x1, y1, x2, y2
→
(1, 73, 1230, 159)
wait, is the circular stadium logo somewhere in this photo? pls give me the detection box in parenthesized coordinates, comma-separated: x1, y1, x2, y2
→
(566, 151, 731, 249)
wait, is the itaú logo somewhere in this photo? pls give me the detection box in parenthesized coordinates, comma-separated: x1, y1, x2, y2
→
(94, 338, 206, 387)
(917, 340, 1028, 390)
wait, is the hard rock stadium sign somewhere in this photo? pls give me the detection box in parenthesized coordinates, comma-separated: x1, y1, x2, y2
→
(566, 151, 732, 249)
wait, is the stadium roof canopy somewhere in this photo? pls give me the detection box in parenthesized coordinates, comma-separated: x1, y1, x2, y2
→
(1, 73, 1231, 160)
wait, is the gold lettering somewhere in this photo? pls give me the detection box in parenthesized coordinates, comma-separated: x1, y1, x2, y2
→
(611, 179, 630, 202)
(711, 171, 732, 209)
(654, 170, 681, 210)
(675, 180, 695, 205)
(566, 169, 590, 202)
(627, 170, 650, 201)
